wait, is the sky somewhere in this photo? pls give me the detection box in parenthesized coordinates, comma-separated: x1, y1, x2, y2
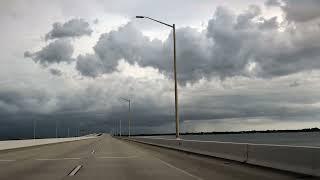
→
(1, 0, 320, 139)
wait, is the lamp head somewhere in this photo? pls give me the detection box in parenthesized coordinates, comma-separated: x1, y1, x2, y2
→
(136, 16, 145, 18)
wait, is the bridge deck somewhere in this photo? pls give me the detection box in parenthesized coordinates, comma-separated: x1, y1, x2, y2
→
(0, 135, 315, 180)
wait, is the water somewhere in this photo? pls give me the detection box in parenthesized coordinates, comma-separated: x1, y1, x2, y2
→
(153, 132, 320, 147)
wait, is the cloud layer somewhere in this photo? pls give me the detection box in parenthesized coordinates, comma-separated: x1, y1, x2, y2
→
(2, 0, 320, 138)
(74, 3, 320, 84)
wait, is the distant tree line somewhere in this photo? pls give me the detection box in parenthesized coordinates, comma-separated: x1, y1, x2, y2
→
(123, 127, 320, 137)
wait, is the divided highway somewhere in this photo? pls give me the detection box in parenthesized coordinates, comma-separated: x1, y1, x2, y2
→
(0, 135, 316, 180)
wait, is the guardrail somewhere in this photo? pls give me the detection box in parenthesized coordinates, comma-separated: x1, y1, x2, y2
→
(123, 137, 320, 177)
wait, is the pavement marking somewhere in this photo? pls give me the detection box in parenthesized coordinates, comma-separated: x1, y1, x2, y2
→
(68, 165, 82, 176)
(0, 159, 16, 162)
(97, 156, 138, 159)
(94, 152, 117, 155)
(156, 158, 203, 180)
(72, 152, 89, 156)
(36, 157, 81, 161)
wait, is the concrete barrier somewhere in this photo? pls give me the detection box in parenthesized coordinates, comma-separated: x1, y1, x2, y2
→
(0, 136, 97, 151)
(247, 144, 320, 176)
(129, 137, 247, 162)
(125, 136, 320, 177)
(181, 140, 247, 162)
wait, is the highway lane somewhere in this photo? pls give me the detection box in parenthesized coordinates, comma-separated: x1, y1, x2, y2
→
(0, 135, 317, 180)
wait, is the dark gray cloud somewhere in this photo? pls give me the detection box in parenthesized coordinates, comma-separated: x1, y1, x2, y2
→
(266, 0, 320, 23)
(289, 80, 299, 87)
(24, 39, 74, 66)
(265, 0, 281, 7)
(282, 0, 320, 22)
(1, 69, 320, 137)
(76, 54, 104, 77)
(45, 18, 92, 40)
(49, 68, 62, 76)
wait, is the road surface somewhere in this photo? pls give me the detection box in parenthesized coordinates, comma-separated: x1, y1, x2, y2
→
(0, 135, 316, 180)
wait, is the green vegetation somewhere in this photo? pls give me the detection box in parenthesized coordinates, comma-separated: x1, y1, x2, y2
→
(129, 127, 320, 137)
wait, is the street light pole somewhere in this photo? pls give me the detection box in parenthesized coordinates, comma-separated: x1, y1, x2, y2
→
(136, 16, 180, 139)
(129, 100, 131, 137)
(55, 120, 58, 138)
(33, 119, 36, 140)
(119, 119, 122, 137)
(120, 97, 131, 137)
(172, 24, 179, 139)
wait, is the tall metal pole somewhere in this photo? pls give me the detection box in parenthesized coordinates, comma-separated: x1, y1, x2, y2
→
(120, 98, 131, 138)
(33, 119, 36, 140)
(136, 16, 180, 139)
(128, 100, 131, 137)
(78, 122, 81, 137)
(55, 120, 58, 138)
(119, 119, 122, 137)
(173, 24, 179, 139)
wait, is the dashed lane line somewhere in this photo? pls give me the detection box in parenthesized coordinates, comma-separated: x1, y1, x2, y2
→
(68, 165, 82, 176)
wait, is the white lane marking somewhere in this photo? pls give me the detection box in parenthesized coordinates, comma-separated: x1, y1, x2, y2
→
(36, 157, 81, 161)
(97, 156, 137, 159)
(0, 159, 16, 162)
(94, 152, 117, 155)
(73, 152, 89, 156)
(156, 158, 203, 180)
(68, 165, 82, 176)
(97, 152, 117, 154)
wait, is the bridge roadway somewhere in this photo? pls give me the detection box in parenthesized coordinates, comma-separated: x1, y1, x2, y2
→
(0, 135, 316, 180)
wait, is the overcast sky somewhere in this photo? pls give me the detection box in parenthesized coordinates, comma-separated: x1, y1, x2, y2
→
(1, 0, 320, 139)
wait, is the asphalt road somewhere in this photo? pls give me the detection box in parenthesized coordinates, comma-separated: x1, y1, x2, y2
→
(0, 135, 317, 180)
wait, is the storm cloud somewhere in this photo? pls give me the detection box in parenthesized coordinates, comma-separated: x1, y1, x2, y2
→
(75, 4, 320, 83)
(267, 0, 320, 23)
(2, 0, 320, 138)
(45, 18, 93, 40)
(49, 68, 62, 76)
(24, 39, 74, 66)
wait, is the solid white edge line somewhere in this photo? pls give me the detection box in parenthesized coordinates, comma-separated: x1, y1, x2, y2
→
(63, 157, 81, 160)
(68, 165, 82, 176)
(36, 157, 81, 161)
(97, 156, 137, 159)
(156, 158, 203, 180)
